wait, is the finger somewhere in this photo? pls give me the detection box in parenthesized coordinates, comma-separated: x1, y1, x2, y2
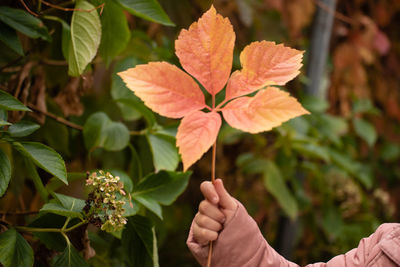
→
(198, 200, 225, 223)
(214, 179, 237, 211)
(200, 181, 219, 205)
(194, 213, 223, 232)
(193, 222, 218, 245)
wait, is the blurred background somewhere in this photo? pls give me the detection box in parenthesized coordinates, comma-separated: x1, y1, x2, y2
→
(0, 0, 399, 266)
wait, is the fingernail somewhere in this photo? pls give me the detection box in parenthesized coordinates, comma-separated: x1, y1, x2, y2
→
(212, 197, 218, 204)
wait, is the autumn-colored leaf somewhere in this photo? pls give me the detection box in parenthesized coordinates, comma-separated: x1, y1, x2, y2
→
(222, 87, 309, 133)
(176, 111, 221, 171)
(175, 5, 235, 96)
(119, 6, 307, 171)
(225, 41, 303, 101)
(118, 62, 206, 118)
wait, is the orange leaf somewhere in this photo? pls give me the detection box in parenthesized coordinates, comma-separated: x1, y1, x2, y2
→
(118, 62, 206, 119)
(225, 41, 303, 101)
(177, 111, 221, 171)
(222, 87, 309, 133)
(175, 5, 235, 96)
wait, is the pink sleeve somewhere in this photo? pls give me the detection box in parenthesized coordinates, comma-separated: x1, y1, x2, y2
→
(187, 200, 298, 267)
(187, 199, 400, 267)
(306, 223, 400, 267)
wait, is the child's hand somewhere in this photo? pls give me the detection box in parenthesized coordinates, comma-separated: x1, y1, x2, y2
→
(192, 179, 238, 245)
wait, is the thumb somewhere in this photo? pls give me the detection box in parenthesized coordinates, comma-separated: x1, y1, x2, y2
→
(214, 179, 237, 211)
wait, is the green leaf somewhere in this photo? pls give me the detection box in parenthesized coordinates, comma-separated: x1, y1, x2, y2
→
(147, 134, 179, 171)
(53, 244, 89, 267)
(117, 0, 174, 26)
(0, 90, 30, 111)
(302, 95, 329, 113)
(133, 195, 162, 219)
(133, 171, 190, 205)
(0, 120, 11, 126)
(262, 161, 298, 219)
(40, 193, 85, 219)
(0, 150, 11, 197)
(315, 114, 348, 146)
(0, 6, 50, 41)
(83, 112, 108, 150)
(381, 142, 400, 161)
(353, 98, 380, 115)
(116, 98, 156, 127)
(13, 142, 68, 184)
(112, 57, 142, 121)
(68, 1, 101, 76)
(40, 202, 83, 219)
(61, 20, 71, 60)
(122, 215, 157, 267)
(123, 199, 140, 217)
(103, 122, 130, 151)
(236, 153, 268, 174)
(24, 158, 49, 201)
(292, 142, 330, 162)
(83, 112, 130, 151)
(8, 121, 40, 137)
(94, 0, 130, 65)
(0, 22, 23, 55)
(328, 149, 373, 188)
(0, 228, 34, 267)
(353, 118, 377, 147)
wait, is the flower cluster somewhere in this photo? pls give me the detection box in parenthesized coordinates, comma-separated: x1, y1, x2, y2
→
(84, 171, 128, 232)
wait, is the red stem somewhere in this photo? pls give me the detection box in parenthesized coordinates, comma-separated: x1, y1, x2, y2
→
(207, 95, 217, 267)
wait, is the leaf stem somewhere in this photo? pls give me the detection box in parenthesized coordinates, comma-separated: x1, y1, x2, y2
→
(62, 217, 71, 231)
(15, 220, 87, 233)
(208, 94, 217, 267)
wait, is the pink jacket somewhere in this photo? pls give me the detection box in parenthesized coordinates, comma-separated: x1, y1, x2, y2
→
(188, 201, 400, 267)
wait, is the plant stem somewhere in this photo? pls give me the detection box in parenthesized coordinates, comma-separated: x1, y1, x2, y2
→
(15, 220, 86, 233)
(208, 94, 217, 267)
(27, 103, 83, 131)
(211, 142, 216, 183)
(62, 217, 71, 231)
(16, 226, 62, 233)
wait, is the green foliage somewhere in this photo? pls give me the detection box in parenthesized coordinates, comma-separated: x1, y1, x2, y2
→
(0, 229, 34, 267)
(0, 22, 24, 55)
(40, 193, 86, 219)
(83, 112, 130, 151)
(122, 215, 158, 267)
(132, 171, 191, 219)
(0, 6, 50, 41)
(14, 141, 68, 184)
(95, 0, 131, 66)
(67, 1, 101, 76)
(8, 121, 40, 137)
(0, 149, 11, 197)
(117, 0, 175, 26)
(353, 118, 377, 147)
(0, 1, 187, 265)
(0, 90, 31, 111)
(53, 243, 89, 267)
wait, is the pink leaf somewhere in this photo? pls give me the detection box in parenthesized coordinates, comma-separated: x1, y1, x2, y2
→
(222, 87, 309, 133)
(175, 5, 235, 96)
(177, 111, 222, 171)
(118, 62, 206, 119)
(225, 41, 303, 101)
